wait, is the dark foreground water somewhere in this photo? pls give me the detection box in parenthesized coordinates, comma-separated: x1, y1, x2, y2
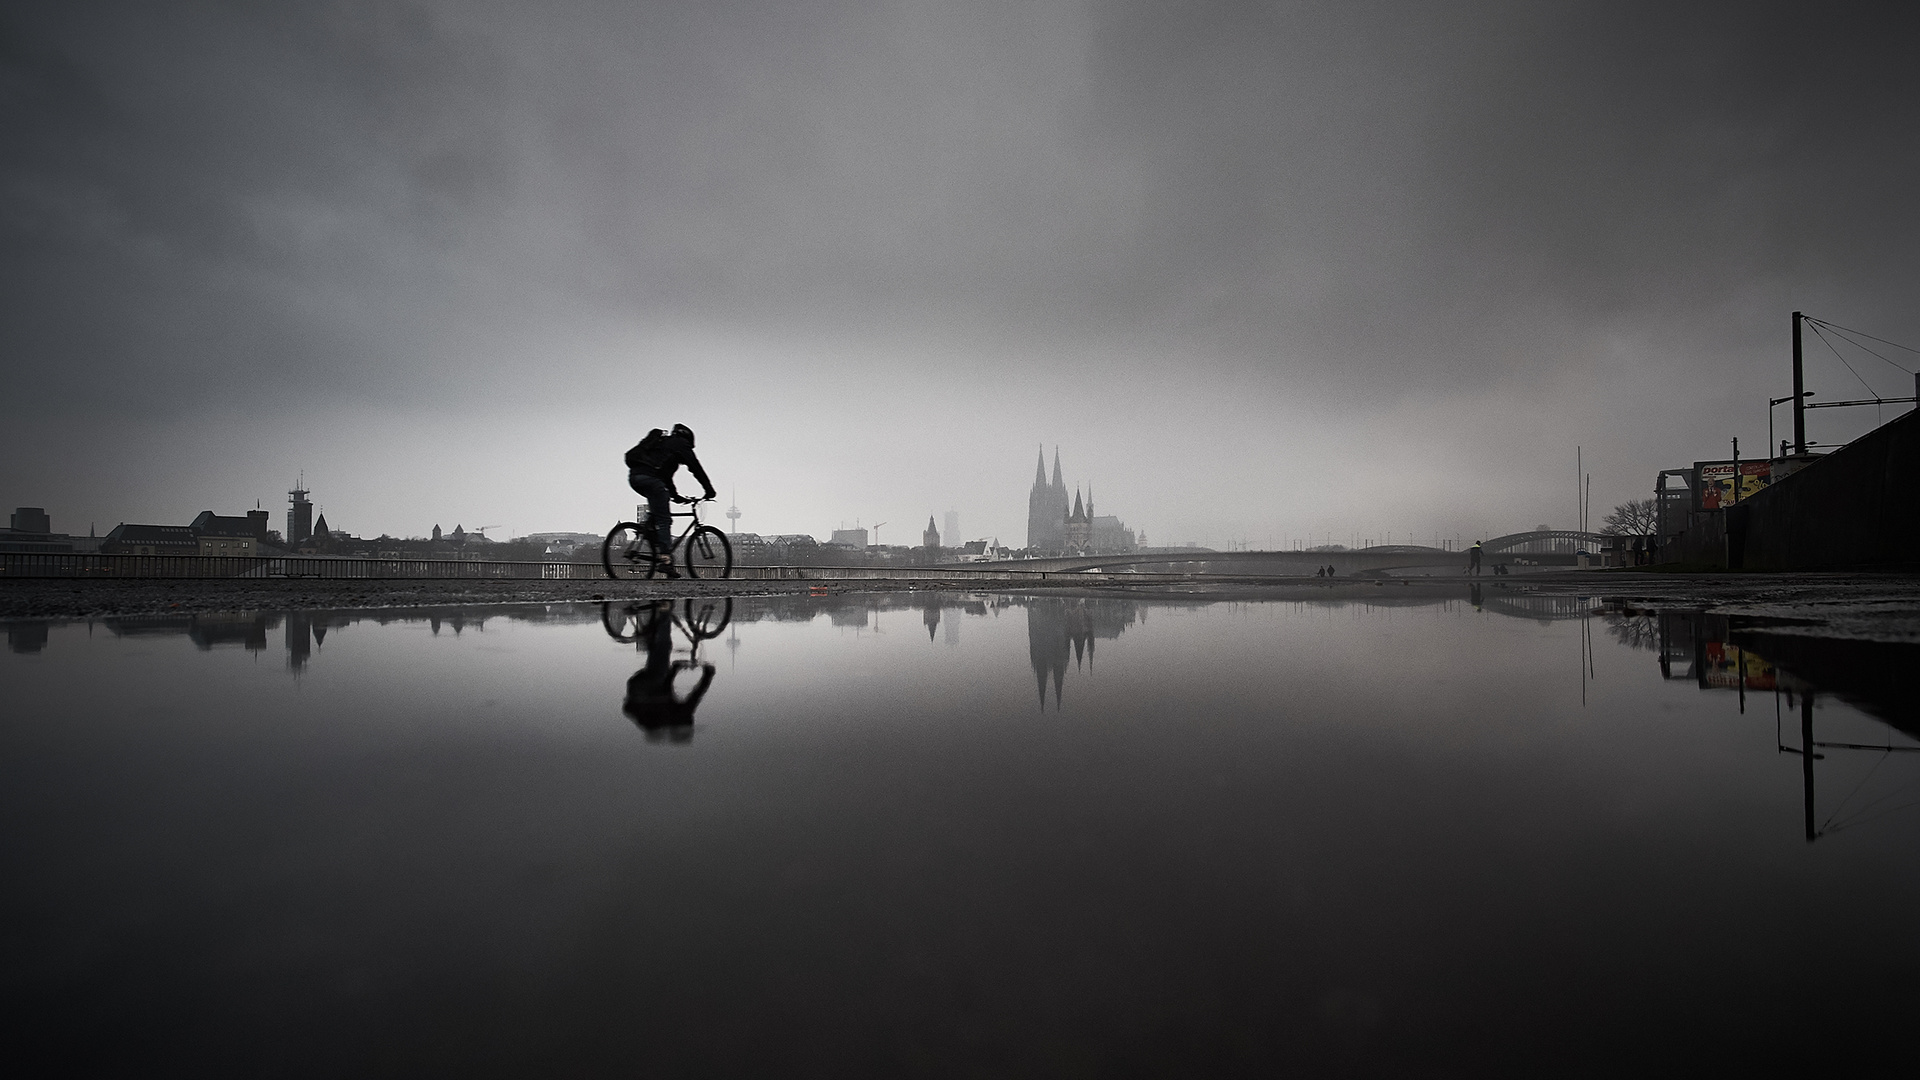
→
(4, 590, 1918, 1076)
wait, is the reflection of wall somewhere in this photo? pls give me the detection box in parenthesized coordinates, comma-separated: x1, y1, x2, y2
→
(8, 623, 49, 653)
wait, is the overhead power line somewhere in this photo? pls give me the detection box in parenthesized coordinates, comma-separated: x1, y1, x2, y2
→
(1805, 317, 1916, 375)
(1805, 321, 1879, 398)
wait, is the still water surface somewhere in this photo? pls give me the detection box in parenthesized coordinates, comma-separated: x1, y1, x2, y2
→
(4, 590, 1918, 1074)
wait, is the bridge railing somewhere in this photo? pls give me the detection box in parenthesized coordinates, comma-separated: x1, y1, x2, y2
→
(0, 553, 608, 580)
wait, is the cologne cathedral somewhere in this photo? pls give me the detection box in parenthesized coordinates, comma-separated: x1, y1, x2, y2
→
(1025, 446, 1137, 555)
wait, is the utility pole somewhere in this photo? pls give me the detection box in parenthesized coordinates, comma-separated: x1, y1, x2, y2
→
(1576, 447, 1583, 532)
(1792, 311, 1806, 454)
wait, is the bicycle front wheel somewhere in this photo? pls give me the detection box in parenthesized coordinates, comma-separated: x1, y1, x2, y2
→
(681, 597, 733, 640)
(602, 523, 659, 580)
(683, 525, 732, 579)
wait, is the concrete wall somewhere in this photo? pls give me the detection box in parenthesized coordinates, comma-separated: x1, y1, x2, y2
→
(1726, 408, 1920, 570)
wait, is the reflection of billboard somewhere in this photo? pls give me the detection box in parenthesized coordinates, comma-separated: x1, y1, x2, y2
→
(1694, 460, 1772, 511)
(1702, 642, 1776, 691)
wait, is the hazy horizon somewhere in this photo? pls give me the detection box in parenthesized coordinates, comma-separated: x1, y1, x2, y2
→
(5, 1, 1917, 547)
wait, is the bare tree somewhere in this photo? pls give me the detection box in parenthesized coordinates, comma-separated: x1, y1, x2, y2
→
(1602, 498, 1659, 536)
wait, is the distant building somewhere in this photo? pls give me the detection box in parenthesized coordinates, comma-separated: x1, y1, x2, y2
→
(923, 516, 940, 548)
(943, 511, 959, 547)
(102, 524, 199, 555)
(288, 484, 314, 544)
(189, 509, 270, 556)
(1, 506, 76, 553)
(11, 507, 50, 534)
(1024, 448, 1135, 555)
(1064, 489, 1091, 553)
(829, 528, 868, 548)
(1028, 446, 1069, 551)
(1091, 515, 1135, 553)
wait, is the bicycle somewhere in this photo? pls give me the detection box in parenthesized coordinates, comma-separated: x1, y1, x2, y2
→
(603, 498, 733, 580)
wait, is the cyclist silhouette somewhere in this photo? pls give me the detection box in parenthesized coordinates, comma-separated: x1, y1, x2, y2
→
(617, 600, 714, 742)
(605, 599, 731, 742)
(625, 423, 717, 578)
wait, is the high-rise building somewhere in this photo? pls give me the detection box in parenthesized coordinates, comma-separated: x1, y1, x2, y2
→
(287, 483, 313, 544)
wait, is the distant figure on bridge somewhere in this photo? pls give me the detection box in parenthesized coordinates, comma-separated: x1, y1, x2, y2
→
(1315, 566, 1324, 578)
(1326, 564, 1335, 577)
(1468, 542, 1483, 576)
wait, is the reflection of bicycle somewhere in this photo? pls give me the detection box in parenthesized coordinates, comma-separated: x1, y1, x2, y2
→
(605, 599, 731, 741)
(601, 597, 733, 651)
(603, 499, 732, 580)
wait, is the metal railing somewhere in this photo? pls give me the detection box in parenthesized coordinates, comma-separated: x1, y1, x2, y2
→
(0, 552, 608, 580)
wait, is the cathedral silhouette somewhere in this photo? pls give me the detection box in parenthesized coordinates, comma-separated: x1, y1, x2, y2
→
(1025, 446, 1137, 555)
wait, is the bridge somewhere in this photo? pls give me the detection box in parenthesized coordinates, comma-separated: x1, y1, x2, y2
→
(970, 531, 1611, 577)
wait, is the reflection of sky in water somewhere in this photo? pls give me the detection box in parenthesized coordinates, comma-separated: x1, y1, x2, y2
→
(3, 593, 1918, 1073)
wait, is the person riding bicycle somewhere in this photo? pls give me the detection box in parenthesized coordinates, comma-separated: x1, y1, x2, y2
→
(626, 423, 717, 576)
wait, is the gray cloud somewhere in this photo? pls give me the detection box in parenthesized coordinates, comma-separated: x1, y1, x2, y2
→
(4, 1, 1916, 543)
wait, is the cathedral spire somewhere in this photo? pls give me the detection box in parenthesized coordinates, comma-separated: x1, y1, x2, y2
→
(1051, 446, 1063, 489)
(1035, 444, 1047, 486)
(1071, 487, 1085, 521)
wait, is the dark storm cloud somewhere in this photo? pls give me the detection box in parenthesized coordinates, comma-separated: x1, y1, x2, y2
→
(1080, 2, 1919, 385)
(3, 1, 1917, 539)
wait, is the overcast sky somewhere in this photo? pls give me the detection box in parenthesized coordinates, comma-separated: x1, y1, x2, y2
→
(5, 0, 1916, 547)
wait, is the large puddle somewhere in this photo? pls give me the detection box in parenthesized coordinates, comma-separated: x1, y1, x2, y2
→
(4, 590, 1917, 1072)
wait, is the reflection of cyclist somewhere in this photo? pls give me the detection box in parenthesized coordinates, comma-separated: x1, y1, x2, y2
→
(621, 601, 715, 741)
(625, 423, 717, 576)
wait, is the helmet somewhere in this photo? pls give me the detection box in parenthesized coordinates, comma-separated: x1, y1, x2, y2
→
(671, 423, 695, 446)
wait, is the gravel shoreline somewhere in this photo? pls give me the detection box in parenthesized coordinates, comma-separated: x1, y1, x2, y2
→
(8, 570, 1920, 634)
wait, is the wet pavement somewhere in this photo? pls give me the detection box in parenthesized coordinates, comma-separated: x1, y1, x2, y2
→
(4, 588, 1917, 1074)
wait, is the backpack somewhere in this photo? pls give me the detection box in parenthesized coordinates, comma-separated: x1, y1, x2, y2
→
(625, 429, 671, 472)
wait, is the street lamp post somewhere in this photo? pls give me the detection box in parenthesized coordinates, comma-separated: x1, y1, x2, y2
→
(1769, 391, 1814, 463)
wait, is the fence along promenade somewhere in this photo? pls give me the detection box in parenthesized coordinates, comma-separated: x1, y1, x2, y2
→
(1, 552, 605, 580)
(0, 552, 1270, 583)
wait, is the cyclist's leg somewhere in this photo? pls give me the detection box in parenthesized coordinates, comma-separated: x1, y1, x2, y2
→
(628, 473, 674, 557)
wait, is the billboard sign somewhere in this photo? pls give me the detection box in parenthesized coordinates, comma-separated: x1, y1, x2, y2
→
(1702, 642, 1776, 691)
(1693, 460, 1772, 511)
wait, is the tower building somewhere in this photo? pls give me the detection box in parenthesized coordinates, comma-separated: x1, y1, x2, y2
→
(287, 482, 313, 544)
(1023, 447, 1136, 555)
(1064, 488, 1092, 554)
(1026, 446, 1069, 551)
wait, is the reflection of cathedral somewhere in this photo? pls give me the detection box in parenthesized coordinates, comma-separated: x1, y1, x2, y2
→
(1026, 446, 1137, 555)
(1027, 597, 1140, 710)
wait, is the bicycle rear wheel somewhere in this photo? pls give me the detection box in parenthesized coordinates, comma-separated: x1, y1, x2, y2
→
(602, 523, 660, 580)
(683, 525, 732, 579)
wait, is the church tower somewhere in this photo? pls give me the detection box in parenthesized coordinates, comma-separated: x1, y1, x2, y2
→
(1024, 445, 1073, 552)
(1064, 487, 1092, 554)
